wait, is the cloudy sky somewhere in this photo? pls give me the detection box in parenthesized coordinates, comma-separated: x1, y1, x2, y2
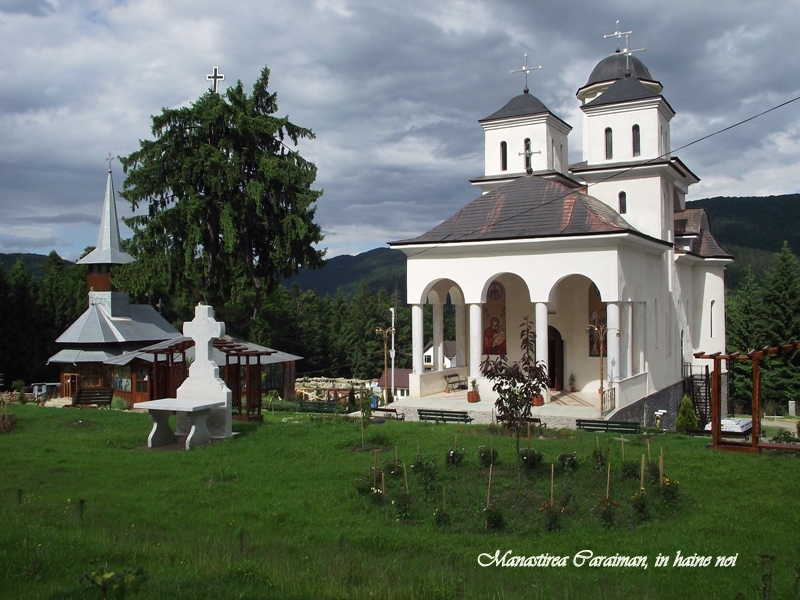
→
(1, 0, 799, 261)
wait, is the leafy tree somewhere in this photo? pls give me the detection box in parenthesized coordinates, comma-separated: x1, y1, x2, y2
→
(118, 67, 324, 326)
(481, 316, 548, 478)
(759, 242, 800, 408)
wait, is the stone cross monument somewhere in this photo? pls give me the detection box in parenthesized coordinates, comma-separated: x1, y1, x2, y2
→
(176, 304, 232, 440)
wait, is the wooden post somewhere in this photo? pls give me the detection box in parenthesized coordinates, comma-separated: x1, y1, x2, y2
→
(647, 437, 651, 462)
(373, 450, 378, 487)
(711, 357, 721, 447)
(606, 462, 611, 500)
(659, 447, 664, 488)
(403, 462, 409, 493)
(751, 358, 761, 449)
(443, 486, 446, 510)
(550, 464, 555, 506)
(486, 464, 494, 508)
(640, 454, 646, 490)
(621, 434, 625, 462)
(381, 472, 385, 496)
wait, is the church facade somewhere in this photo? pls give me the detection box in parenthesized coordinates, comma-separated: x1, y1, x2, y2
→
(390, 43, 731, 414)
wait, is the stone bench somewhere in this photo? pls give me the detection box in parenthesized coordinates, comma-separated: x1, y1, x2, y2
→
(417, 409, 474, 424)
(134, 398, 227, 449)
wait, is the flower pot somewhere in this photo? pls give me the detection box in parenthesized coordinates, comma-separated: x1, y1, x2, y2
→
(467, 391, 480, 403)
(570, 386, 577, 393)
(532, 394, 544, 406)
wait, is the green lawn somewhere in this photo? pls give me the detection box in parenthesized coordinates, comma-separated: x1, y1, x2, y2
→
(1, 404, 798, 599)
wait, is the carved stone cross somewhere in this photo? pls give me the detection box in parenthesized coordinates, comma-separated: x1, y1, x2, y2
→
(206, 66, 225, 92)
(183, 304, 225, 380)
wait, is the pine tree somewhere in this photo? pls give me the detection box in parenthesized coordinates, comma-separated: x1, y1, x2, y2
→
(725, 269, 765, 409)
(0, 261, 10, 389)
(759, 242, 800, 409)
(118, 67, 324, 326)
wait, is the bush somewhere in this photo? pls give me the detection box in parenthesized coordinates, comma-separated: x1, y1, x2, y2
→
(557, 451, 579, 473)
(445, 447, 465, 467)
(676, 395, 698, 433)
(519, 447, 543, 470)
(590, 446, 607, 471)
(17, 390, 27, 405)
(111, 396, 128, 410)
(476, 445, 498, 467)
(483, 504, 504, 531)
(11, 379, 25, 393)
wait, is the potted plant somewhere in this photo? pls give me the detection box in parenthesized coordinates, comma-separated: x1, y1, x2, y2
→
(568, 373, 577, 393)
(468, 379, 480, 403)
(532, 394, 544, 406)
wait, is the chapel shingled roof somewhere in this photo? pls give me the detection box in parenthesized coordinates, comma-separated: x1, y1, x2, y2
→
(584, 75, 662, 107)
(55, 303, 178, 345)
(674, 208, 733, 259)
(391, 176, 647, 246)
(479, 90, 553, 122)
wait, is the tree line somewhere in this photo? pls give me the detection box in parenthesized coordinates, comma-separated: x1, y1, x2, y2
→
(726, 241, 800, 412)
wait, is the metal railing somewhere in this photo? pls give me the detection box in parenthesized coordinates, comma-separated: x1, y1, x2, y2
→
(601, 387, 616, 416)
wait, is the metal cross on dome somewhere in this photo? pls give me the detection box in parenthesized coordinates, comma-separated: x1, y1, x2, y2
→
(604, 20, 645, 73)
(206, 66, 225, 92)
(511, 53, 542, 94)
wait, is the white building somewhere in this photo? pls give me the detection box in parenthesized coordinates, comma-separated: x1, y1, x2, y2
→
(390, 45, 731, 417)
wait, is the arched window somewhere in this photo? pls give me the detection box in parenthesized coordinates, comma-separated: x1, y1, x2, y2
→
(500, 141, 507, 171)
(524, 138, 531, 170)
(605, 128, 613, 160)
(618, 191, 627, 214)
(632, 125, 640, 157)
(710, 300, 715, 338)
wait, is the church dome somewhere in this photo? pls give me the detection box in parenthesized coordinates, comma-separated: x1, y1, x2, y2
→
(479, 90, 551, 123)
(585, 49, 653, 86)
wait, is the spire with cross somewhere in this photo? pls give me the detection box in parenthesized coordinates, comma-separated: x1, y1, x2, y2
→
(604, 20, 645, 75)
(106, 152, 115, 173)
(511, 52, 542, 94)
(206, 66, 225, 92)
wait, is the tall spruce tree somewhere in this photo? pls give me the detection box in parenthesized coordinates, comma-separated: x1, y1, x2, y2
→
(118, 67, 324, 326)
(726, 269, 765, 408)
(759, 242, 800, 409)
(0, 261, 9, 389)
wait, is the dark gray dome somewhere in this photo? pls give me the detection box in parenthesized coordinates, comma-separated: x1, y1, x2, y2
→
(479, 90, 550, 122)
(585, 50, 653, 86)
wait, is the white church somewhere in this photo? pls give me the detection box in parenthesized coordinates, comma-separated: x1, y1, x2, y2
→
(390, 34, 731, 418)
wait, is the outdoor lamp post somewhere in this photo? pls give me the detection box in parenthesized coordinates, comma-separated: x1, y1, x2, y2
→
(389, 308, 396, 401)
(376, 325, 395, 405)
(586, 323, 608, 418)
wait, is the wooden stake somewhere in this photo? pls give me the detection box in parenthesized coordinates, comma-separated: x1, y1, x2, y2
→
(381, 472, 385, 496)
(443, 486, 446, 510)
(550, 464, 555, 506)
(647, 437, 651, 462)
(417, 444, 420, 457)
(373, 450, 378, 487)
(403, 462, 409, 493)
(659, 447, 664, 488)
(606, 462, 611, 500)
(640, 454, 646, 490)
(621, 434, 625, 462)
(596, 436, 600, 450)
(395, 445, 398, 467)
(486, 464, 494, 508)
(527, 422, 531, 443)
(454, 433, 457, 450)
(361, 412, 365, 449)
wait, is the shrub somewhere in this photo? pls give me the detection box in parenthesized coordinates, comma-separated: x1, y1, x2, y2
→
(631, 489, 649, 521)
(539, 502, 564, 532)
(676, 395, 698, 433)
(621, 460, 639, 480)
(658, 477, 681, 506)
(557, 451, 579, 473)
(483, 504, 504, 531)
(476, 445, 498, 467)
(411, 454, 438, 493)
(519, 447, 543, 470)
(590, 446, 607, 471)
(593, 497, 617, 527)
(392, 492, 412, 520)
(17, 389, 27, 405)
(433, 507, 450, 527)
(111, 396, 128, 411)
(771, 429, 798, 443)
(11, 379, 25, 393)
(445, 447, 465, 467)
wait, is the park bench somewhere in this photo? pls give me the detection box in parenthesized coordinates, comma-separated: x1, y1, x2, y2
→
(576, 419, 640, 434)
(444, 373, 467, 391)
(373, 407, 405, 421)
(133, 398, 227, 449)
(299, 401, 342, 414)
(498, 415, 546, 428)
(417, 409, 474, 424)
(71, 387, 114, 407)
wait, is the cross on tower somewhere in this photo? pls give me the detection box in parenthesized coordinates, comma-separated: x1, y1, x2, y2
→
(603, 20, 645, 74)
(106, 152, 115, 172)
(206, 66, 225, 92)
(510, 52, 542, 94)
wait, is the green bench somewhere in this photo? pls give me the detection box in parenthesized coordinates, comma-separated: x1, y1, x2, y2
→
(71, 387, 114, 407)
(576, 419, 640, 434)
(417, 409, 474, 424)
(299, 401, 342, 414)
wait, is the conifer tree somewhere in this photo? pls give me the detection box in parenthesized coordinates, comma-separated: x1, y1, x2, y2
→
(760, 242, 800, 408)
(118, 67, 324, 325)
(726, 269, 765, 408)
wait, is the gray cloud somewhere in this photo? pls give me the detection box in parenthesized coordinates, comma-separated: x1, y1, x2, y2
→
(1, 0, 798, 261)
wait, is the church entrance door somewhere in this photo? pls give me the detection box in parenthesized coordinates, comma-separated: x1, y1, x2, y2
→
(548, 326, 564, 391)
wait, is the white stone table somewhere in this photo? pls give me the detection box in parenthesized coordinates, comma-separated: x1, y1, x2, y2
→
(134, 398, 226, 450)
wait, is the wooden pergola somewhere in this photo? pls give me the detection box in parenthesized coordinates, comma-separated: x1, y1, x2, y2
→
(144, 337, 276, 422)
(694, 341, 800, 453)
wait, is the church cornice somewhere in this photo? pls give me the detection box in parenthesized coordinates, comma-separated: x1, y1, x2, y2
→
(570, 156, 699, 184)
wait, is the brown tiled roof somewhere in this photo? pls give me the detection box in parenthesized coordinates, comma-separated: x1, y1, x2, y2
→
(378, 369, 412, 389)
(392, 176, 644, 246)
(674, 208, 733, 259)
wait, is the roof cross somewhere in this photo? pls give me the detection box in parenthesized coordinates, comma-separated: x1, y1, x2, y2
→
(510, 53, 542, 94)
(106, 152, 115, 173)
(206, 66, 225, 92)
(604, 20, 645, 74)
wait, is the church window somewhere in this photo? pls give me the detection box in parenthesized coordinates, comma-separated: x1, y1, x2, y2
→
(500, 141, 507, 171)
(524, 138, 531, 170)
(619, 191, 627, 214)
(632, 125, 640, 157)
(605, 128, 613, 160)
(710, 300, 715, 338)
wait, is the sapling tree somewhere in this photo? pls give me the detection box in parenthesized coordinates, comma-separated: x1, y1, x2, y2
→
(481, 316, 548, 476)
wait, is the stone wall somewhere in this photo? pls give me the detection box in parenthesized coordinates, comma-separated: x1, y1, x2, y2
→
(613, 381, 684, 430)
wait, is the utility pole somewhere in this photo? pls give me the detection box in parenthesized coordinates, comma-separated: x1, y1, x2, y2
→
(390, 307, 396, 401)
(376, 324, 395, 405)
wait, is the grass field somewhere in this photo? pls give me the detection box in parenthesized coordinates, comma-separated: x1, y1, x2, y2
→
(1, 403, 799, 599)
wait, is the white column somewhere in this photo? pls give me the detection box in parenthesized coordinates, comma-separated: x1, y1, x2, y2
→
(621, 302, 633, 379)
(606, 302, 620, 383)
(455, 304, 467, 368)
(412, 304, 424, 374)
(535, 302, 548, 379)
(432, 303, 443, 371)
(635, 302, 645, 375)
(469, 303, 482, 378)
